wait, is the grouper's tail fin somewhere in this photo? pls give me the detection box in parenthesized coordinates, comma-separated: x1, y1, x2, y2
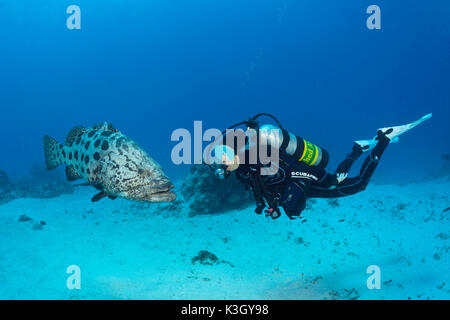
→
(43, 135, 62, 170)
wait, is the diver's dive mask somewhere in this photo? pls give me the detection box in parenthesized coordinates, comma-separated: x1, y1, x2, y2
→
(212, 145, 235, 179)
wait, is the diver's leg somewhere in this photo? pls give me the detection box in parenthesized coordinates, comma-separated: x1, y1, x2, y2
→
(333, 130, 390, 195)
(307, 114, 432, 199)
(308, 130, 390, 198)
(334, 143, 364, 175)
(357, 130, 390, 183)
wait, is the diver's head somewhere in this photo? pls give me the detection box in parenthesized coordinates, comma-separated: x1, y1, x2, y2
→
(212, 145, 240, 178)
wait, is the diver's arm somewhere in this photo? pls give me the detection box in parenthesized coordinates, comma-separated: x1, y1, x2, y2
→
(234, 166, 267, 214)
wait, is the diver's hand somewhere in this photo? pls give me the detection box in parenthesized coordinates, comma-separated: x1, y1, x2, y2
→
(265, 207, 281, 219)
(336, 173, 348, 184)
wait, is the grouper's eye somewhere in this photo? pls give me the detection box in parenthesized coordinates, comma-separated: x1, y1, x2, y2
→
(138, 168, 152, 176)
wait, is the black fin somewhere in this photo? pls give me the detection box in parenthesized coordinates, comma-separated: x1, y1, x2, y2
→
(65, 165, 82, 181)
(108, 195, 117, 200)
(43, 135, 62, 170)
(65, 126, 87, 146)
(91, 192, 108, 202)
(93, 184, 103, 191)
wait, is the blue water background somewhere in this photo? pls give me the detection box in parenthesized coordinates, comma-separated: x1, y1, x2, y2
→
(1, 0, 449, 182)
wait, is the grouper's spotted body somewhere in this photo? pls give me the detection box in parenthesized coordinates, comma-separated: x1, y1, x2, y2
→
(43, 123, 176, 202)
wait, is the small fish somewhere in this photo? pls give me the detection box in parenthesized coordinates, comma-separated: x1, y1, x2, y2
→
(43, 123, 176, 203)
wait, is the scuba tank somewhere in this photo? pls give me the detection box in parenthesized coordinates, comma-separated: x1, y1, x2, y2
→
(257, 124, 329, 170)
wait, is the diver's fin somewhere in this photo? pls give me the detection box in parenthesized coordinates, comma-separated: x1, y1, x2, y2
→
(355, 139, 377, 151)
(91, 191, 108, 202)
(355, 137, 399, 152)
(65, 165, 82, 181)
(355, 113, 432, 152)
(377, 113, 432, 141)
(43, 135, 63, 170)
(65, 126, 87, 146)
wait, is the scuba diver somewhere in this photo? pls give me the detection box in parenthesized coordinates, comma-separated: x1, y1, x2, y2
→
(209, 113, 432, 220)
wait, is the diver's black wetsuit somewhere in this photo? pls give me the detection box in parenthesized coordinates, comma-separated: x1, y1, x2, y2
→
(234, 131, 390, 219)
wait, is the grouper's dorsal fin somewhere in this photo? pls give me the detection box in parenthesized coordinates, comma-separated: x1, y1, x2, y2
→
(66, 165, 83, 181)
(65, 126, 87, 146)
(92, 122, 119, 133)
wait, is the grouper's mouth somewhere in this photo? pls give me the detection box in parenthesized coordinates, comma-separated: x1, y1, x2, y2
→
(149, 189, 177, 202)
(126, 182, 176, 203)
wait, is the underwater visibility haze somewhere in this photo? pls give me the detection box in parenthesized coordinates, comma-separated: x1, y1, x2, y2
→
(0, 0, 449, 300)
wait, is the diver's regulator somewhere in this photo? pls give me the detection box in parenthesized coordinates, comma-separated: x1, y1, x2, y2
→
(215, 166, 228, 179)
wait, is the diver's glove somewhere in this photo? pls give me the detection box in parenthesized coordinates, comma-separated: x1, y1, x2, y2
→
(327, 173, 348, 190)
(336, 173, 348, 184)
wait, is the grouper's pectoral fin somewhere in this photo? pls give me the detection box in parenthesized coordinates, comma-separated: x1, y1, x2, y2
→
(91, 183, 117, 202)
(91, 192, 108, 202)
(91, 191, 118, 202)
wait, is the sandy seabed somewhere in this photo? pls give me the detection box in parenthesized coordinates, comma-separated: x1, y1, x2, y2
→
(0, 179, 449, 300)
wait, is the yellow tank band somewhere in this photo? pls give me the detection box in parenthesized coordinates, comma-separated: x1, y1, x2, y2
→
(298, 139, 308, 162)
(299, 139, 319, 166)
